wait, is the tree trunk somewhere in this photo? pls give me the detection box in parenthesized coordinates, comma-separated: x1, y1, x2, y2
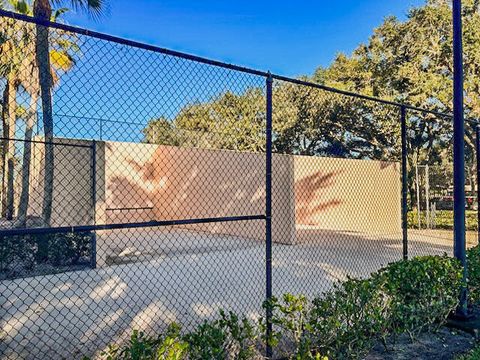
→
(470, 163, 476, 201)
(34, 0, 54, 227)
(425, 164, 430, 229)
(415, 162, 421, 229)
(1, 83, 9, 218)
(16, 92, 38, 227)
(2, 74, 18, 220)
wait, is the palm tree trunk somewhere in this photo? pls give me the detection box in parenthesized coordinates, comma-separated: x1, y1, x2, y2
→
(17, 92, 38, 227)
(2, 74, 17, 220)
(34, 0, 54, 227)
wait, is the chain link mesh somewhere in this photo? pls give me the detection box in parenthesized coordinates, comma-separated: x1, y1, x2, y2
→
(0, 13, 476, 359)
(270, 79, 403, 298)
(0, 17, 267, 358)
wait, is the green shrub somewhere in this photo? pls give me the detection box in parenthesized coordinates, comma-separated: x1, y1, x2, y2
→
(456, 344, 480, 360)
(101, 329, 160, 360)
(184, 320, 227, 359)
(377, 255, 462, 338)
(156, 324, 189, 360)
(0, 232, 93, 279)
(98, 324, 188, 360)
(47, 232, 92, 266)
(217, 310, 258, 360)
(261, 293, 326, 359)
(467, 245, 480, 304)
(96, 255, 462, 360)
(309, 277, 390, 359)
(0, 235, 33, 271)
(97, 312, 258, 360)
(186, 311, 259, 360)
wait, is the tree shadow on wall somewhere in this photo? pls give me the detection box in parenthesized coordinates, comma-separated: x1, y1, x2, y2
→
(294, 170, 343, 225)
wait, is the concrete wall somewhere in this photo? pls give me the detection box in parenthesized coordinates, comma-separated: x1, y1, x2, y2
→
(103, 142, 295, 244)
(292, 155, 401, 234)
(102, 141, 400, 240)
(27, 138, 94, 227)
(27, 139, 401, 247)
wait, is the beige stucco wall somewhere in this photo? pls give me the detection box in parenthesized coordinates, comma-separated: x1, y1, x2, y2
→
(103, 142, 295, 244)
(26, 139, 401, 265)
(102, 142, 400, 240)
(292, 155, 401, 234)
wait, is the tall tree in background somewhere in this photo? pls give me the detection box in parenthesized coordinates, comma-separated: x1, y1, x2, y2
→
(1, 1, 78, 225)
(0, 1, 33, 219)
(16, 5, 77, 227)
(145, 81, 400, 161)
(32, 0, 104, 225)
(145, 89, 268, 152)
(312, 0, 480, 191)
(271, 80, 400, 159)
(144, 0, 480, 206)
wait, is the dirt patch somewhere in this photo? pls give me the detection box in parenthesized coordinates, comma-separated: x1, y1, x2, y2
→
(365, 327, 477, 360)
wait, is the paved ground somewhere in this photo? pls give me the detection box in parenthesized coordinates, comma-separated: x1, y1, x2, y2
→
(0, 227, 476, 359)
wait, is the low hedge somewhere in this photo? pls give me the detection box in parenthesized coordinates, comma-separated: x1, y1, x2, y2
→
(91, 255, 462, 360)
(96, 311, 261, 360)
(467, 244, 480, 304)
(266, 255, 462, 359)
(407, 210, 478, 231)
(0, 232, 93, 279)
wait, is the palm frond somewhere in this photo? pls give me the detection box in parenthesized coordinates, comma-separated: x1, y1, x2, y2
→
(14, 104, 27, 119)
(53, 0, 108, 19)
(51, 7, 69, 21)
(54, 38, 81, 53)
(49, 49, 74, 71)
(1, 0, 32, 14)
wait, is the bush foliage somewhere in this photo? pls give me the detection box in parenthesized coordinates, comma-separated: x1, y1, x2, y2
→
(0, 232, 93, 278)
(407, 210, 478, 231)
(97, 311, 260, 360)
(377, 255, 462, 337)
(93, 255, 463, 360)
(467, 245, 480, 304)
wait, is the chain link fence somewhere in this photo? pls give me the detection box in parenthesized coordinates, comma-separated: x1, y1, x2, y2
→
(0, 11, 478, 359)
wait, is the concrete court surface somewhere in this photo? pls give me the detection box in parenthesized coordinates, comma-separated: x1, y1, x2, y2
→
(0, 227, 476, 359)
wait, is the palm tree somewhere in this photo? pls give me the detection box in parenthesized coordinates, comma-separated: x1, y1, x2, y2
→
(15, 5, 76, 227)
(0, 1, 75, 225)
(1, 73, 18, 220)
(33, 0, 104, 226)
(0, 7, 30, 219)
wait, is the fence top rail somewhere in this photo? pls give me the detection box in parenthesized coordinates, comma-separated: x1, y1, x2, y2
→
(272, 74, 460, 119)
(1, 9, 477, 125)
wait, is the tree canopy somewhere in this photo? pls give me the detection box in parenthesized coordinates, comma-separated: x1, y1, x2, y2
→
(144, 0, 479, 182)
(144, 83, 401, 160)
(314, 0, 480, 168)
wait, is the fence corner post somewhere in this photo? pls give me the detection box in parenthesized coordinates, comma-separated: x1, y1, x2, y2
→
(401, 105, 408, 260)
(452, 0, 468, 318)
(265, 72, 273, 359)
(476, 125, 480, 246)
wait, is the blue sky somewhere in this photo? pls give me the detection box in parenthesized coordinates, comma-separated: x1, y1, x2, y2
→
(64, 0, 425, 78)
(32, 0, 428, 141)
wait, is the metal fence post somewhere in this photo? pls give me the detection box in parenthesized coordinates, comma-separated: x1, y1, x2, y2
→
(476, 125, 480, 245)
(265, 73, 273, 359)
(452, 0, 468, 317)
(401, 106, 408, 260)
(90, 140, 97, 269)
